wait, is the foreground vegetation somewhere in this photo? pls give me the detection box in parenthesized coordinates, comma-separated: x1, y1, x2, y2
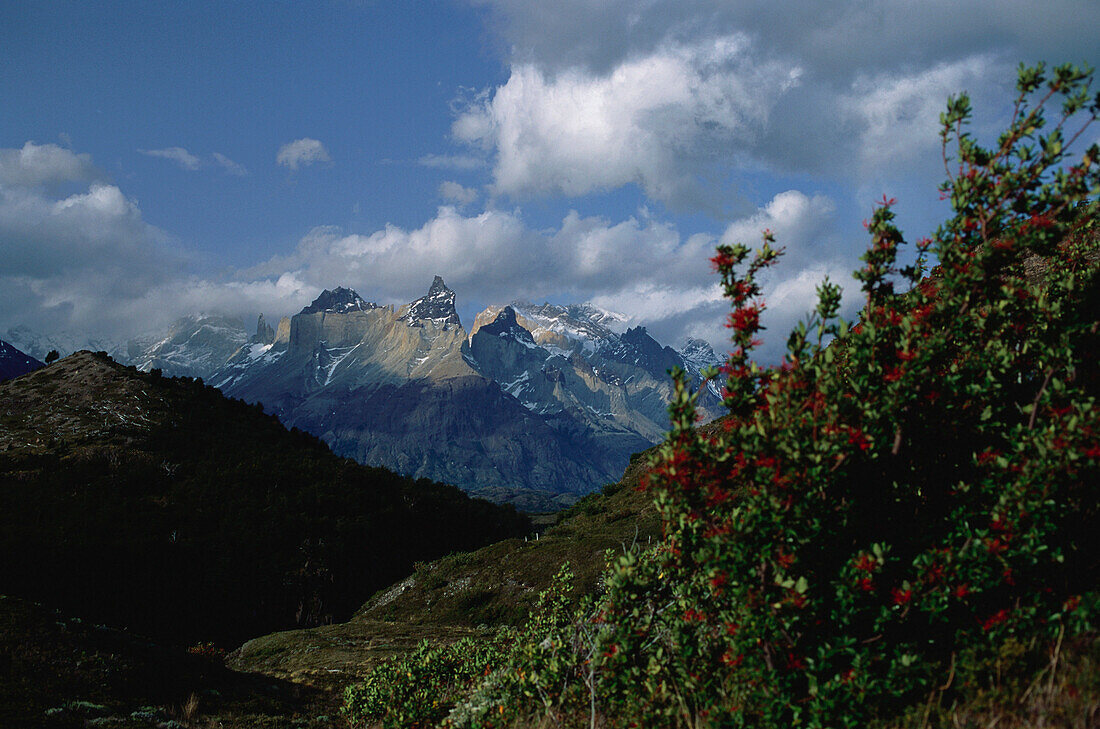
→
(342, 63, 1100, 728)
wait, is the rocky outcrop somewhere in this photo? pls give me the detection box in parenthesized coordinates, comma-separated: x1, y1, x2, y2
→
(208, 282, 724, 498)
(255, 314, 275, 344)
(399, 276, 462, 329)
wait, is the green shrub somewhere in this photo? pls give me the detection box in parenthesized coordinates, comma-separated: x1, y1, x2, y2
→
(344, 632, 514, 728)
(343, 62, 1100, 729)
(587, 61, 1100, 728)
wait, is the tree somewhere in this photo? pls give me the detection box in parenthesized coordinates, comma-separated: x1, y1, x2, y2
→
(45, 349, 59, 365)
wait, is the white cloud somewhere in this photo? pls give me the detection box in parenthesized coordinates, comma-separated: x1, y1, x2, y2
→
(471, 0, 1099, 79)
(0, 143, 179, 339)
(212, 152, 248, 176)
(0, 142, 96, 187)
(453, 35, 802, 208)
(449, 1, 1097, 214)
(233, 188, 852, 360)
(137, 147, 248, 176)
(139, 146, 202, 171)
(844, 56, 1003, 175)
(439, 181, 479, 206)
(276, 138, 331, 170)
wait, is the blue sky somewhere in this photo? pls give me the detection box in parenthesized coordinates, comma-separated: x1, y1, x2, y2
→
(1, 1, 1097, 359)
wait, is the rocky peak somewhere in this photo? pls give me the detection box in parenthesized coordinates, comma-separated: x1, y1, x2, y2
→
(300, 287, 376, 315)
(477, 306, 535, 345)
(402, 276, 461, 329)
(615, 326, 683, 375)
(679, 338, 720, 370)
(254, 314, 275, 344)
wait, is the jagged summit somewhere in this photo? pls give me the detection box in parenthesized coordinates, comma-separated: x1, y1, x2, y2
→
(679, 338, 720, 371)
(300, 287, 376, 315)
(612, 326, 683, 376)
(254, 313, 275, 344)
(478, 306, 535, 344)
(402, 275, 461, 328)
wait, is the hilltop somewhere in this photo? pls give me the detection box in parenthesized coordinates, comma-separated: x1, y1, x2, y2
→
(0, 351, 529, 646)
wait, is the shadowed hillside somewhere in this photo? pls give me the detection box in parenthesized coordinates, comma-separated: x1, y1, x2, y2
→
(0, 351, 530, 647)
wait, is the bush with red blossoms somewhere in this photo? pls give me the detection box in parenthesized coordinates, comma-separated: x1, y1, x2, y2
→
(345, 63, 1100, 729)
(585, 61, 1100, 728)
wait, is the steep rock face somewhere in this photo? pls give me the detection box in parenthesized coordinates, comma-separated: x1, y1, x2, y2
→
(0, 340, 44, 382)
(255, 314, 275, 344)
(399, 275, 462, 328)
(213, 279, 620, 496)
(468, 301, 723, 444)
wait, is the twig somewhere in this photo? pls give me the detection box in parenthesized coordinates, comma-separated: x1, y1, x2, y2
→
(1027, 367, 1055, 430)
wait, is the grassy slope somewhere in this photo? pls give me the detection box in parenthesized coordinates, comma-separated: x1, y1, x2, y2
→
(229, 446, 665, 687)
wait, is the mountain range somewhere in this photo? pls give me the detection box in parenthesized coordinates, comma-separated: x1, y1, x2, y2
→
(4, 278, 722, 503)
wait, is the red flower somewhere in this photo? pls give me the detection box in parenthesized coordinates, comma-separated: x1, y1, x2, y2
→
(854, 554, 877, 573)
(981, 609, 1009, 631)
(954, 583, 970, 599)
(976, 449, 1001, 465)
(858, 578, 875, 592)
(891, 587, 913, 605)
(847, 428, 872, 452)
(722, 649, 744, 667)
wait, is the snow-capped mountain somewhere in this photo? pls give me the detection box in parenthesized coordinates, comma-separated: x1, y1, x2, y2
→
(468, 302, 723, 445)
(400, 275, 462, 328)
(211, 278, 617, 497)
(9, 279, 724, 501)
(0, 340, 44, 382)
(679, 337, 724, 398)
(3, 325, 123, 362)
(124, 315, 250, 379)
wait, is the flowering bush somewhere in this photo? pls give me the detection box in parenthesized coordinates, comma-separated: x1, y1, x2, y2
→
(344, 62, 1099, 728)
(588, 61, 1100, 727)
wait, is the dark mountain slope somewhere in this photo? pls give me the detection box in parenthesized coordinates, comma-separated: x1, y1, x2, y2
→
(0, 351, 529, 646)
(0, 339, 44, 382)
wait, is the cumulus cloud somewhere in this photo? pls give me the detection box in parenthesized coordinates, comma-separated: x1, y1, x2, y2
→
(449, 1, 1094, 213)
(234, 188, 854, 361)
(1, 134, 858, 363)
(0, 143, 181, 340)
(139, 146, 202, 171)
(0, 142, 96, 187)
(843, 56, 1003, 176)
(471, 0, 1098, 78)
(453, 35, 802, 208)
(439, 181, 479, 206)
(276, 138, 331, 170)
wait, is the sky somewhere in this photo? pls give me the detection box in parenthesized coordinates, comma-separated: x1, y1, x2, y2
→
(1, 1, 1097, 361)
